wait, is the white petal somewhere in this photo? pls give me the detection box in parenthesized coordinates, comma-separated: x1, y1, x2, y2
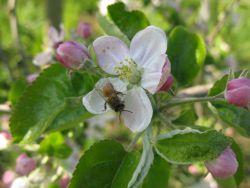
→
(122, 87, 153, 132)
(93, 36, 130, 75)
(141, 54, 167, 94)
(33, 51, 53, 66)
(96, 77, 128, 94)
(130, 26, 167, 67)
(82, 89, 107, 114)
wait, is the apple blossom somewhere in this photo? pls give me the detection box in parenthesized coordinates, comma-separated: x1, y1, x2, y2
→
(93, 26, 170, 94)
(82, 78, 153, 132)
(225, 77, 250, 108)
(205, 148, 238, 179)
(15, 154, 36, 176)
(33, 25, 64, 66)
(77, 22, 92, 39)
(56, 41, 89, 69)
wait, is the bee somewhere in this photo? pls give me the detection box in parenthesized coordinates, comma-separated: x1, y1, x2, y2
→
(98, 82, 132, 114)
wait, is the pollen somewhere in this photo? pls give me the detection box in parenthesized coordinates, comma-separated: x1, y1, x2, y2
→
(116, 59, 143, 85)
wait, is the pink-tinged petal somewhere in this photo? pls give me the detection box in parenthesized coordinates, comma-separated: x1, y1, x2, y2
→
(93, 36, 130, 75)
(122, 87, 153, 132)
(157, 57, 171, 90)
(225, 87, 250, 108)
(2, 170, 16, 187)
(227, 77, 250, 90)
(158, 74, 174, 92)
(205, 148, 238, 179)
(48, 25, 64, 47)
(130, 26, 167, 67)
(141, 54, 167, 94)
(33, 51, 53, 66)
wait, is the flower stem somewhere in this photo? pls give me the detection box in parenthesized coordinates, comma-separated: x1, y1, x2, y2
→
(159, 93, 225, 110)
(126, 131, 144, 152)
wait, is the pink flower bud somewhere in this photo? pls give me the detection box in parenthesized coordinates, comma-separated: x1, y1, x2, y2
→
(157, 57, 172, 92)
(56, 41, 89, 69)
(16, 153, 36, 176)
(205, 148, 238, 179)
(0, 131, 12, 149)
(2, 170, 16, 187)
(225, 77, 250, 108)
(77, 22, 92, 39)
(58, 175, 70, 188)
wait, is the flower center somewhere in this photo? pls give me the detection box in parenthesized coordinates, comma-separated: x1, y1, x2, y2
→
(116, 59, 142, 85)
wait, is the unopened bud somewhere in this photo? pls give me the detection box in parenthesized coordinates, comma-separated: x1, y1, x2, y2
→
(58, 175, 70, 188)
(205, 148, 238, 179)
(56, 41, 89, 69)
(225, 77, 250, 108)
(77, 22, 92, 39)
(16, 153, 36, 176)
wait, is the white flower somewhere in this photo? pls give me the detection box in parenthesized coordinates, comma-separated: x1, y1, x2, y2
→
(33, 25, 64, 66)
(10, 177, 31, 188)
(82, 78, 153, 132)
(93, 26, 169, 94)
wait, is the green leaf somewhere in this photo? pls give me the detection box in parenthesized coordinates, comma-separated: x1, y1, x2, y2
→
(167, 26, 206, 86)
(111, 151, 141, 188)
(96, 13, 130, 45)
(216, 177, 237, 188)
(231, 140, 244, 186)
(142, 154, 171, 188)
(155, 128, 231, 164)
(69, 140, 127, 188)
(173, 107, 198, 125)
(39, 132, 72, 159)
(10, 64, 95, 143)
(8, 78, 28, 105)
(212, 101, 250, 137)
(208, 74, 228, 96)
(108, 2, 150, 40)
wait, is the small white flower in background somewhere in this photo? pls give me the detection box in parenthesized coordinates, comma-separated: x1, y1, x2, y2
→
(33, 25, 64, 66)
(93, 25, 170, 94)
(0, 131, 12, 150)
(82, 78, 153, 132)
(10, 177, 31, 188)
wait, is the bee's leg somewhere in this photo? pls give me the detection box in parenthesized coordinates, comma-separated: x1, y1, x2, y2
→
(118, 112, 122, 125)
(104, 102, 107, 111)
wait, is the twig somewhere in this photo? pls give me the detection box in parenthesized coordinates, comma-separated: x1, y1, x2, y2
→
(8, 0, 28, 74)
(207, 0, 239, 44)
